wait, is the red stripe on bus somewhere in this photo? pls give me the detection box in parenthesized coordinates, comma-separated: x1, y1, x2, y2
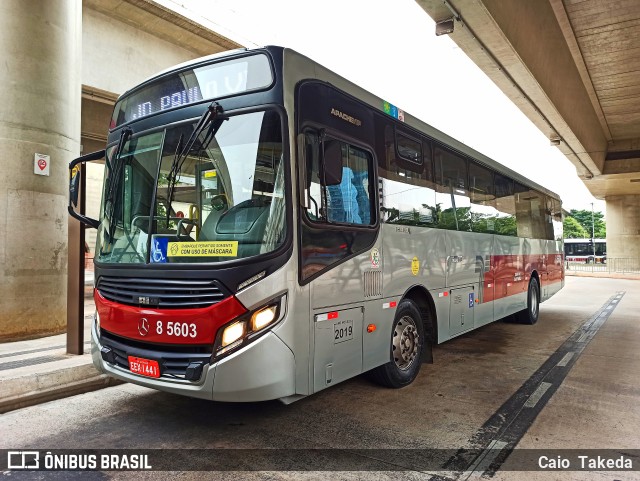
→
(95, 291, 247, 345)
(482, 253, 564, 303)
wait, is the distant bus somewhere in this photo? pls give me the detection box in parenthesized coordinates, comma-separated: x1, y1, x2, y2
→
(69, 46, 564, 403)
(564, 238, 606, 263)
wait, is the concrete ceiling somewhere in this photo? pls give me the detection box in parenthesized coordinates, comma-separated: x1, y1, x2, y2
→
(80, 0, 241, 153)
(416, 0, 640, 199)
(84, 0, 240, 57)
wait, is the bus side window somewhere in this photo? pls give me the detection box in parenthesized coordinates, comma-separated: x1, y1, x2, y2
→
(434, 146, 471, 231)
(469, 162, 496, 233)
(551, 197, 563, 241)
(379, 128, 436, 227)
(305, 134, 374, 227)
(514, 184, 547, 239)
(494, 174, 517, 236)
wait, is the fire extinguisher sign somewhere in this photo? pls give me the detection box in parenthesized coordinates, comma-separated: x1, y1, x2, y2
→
(34, 153, 50, 176)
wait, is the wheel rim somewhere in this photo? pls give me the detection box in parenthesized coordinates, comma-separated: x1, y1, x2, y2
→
(530, 283, 539, 319)
(392, 315, 420, 370)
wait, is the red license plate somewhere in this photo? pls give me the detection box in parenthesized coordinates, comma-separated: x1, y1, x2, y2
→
(128, 356, 160, 378)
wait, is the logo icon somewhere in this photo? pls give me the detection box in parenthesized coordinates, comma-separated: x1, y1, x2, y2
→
(370, 248, 380, 268)
(138, 318, 149, 337)
(8, 451, 39, 469)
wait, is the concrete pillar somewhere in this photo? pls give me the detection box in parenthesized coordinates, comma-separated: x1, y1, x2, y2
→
(606, 196, 640, 259)
(0, 1, 82, 340)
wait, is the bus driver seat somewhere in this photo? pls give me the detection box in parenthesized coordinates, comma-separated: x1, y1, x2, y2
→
(200, 194, 228, 241)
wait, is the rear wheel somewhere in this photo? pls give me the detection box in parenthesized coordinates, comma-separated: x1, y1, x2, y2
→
(369, 299, 425, 388)
(515, 277, 540, 325)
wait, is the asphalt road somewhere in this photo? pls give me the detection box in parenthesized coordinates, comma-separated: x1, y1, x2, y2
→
(2, 276, 639, 480)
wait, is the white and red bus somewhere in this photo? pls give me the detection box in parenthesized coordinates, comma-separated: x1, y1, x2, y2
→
(564, 238, 606, 263)
(69, 46, 564, 403)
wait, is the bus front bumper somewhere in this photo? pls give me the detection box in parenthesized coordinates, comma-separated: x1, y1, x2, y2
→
(90, 318, 296, 402)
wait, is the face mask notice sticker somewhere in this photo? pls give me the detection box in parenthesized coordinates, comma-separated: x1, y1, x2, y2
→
(167, 241, 238, 257)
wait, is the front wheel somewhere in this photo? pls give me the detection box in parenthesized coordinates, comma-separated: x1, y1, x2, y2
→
(515, 277, 540, 325)
(369, 299, 425, 388)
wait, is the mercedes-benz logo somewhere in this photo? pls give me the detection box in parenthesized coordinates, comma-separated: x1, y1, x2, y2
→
(138, 318, 149, 337)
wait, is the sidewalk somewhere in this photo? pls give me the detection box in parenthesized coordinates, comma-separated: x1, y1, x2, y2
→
(565, 269, 640, 280)
(0, 294, 121, 414)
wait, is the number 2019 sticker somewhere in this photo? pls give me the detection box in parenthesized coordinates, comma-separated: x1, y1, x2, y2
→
(334, 320, 354, 344)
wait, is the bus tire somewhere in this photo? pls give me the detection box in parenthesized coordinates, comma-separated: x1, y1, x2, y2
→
(515, 277, 540, 325)
(369, 299, 425, 388)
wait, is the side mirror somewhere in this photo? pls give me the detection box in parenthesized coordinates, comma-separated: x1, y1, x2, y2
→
(70, 165, 81, 207)
(68, 150, 105, 229)
(321, 140, 343, 186)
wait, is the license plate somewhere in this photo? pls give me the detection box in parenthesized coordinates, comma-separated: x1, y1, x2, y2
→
(128, 356, 160, 378)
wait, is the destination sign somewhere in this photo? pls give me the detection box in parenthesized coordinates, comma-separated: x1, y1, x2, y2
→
(111, 53, 273, 128)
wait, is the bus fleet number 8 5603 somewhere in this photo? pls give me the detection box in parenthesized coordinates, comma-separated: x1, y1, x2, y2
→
(155, 321, 197, 338)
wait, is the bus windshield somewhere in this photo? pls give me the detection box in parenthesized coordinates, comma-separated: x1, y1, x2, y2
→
(96, 109, 286, 265)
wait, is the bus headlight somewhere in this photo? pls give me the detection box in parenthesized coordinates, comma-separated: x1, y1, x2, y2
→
(95, 311, 100, 333)
(250, 305, 277, 331)
(214, 295, 286, 359)
(221, 321, 246, 347)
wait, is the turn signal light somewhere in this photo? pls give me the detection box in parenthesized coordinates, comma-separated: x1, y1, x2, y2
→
(367, 324, 376, 333)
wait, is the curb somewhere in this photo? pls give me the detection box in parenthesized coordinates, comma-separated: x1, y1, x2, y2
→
(0, 363, 122, 414)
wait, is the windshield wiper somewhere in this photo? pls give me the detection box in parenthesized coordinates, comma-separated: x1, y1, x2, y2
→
(105, 127, 132, 237)
(165, 102, 228, 221)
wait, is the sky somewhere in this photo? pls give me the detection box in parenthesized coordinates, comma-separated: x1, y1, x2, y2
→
(156, 0, 606, 214)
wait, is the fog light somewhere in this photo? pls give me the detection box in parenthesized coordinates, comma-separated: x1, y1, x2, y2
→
(100, 346, 115, 364)
(221, 321, 246, 347)
(250, 305, 277, 331)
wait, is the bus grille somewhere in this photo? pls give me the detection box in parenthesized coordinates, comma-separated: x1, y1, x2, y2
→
(96, 276, 228, 309)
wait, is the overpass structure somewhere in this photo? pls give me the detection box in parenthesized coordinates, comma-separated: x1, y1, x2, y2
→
(417, 0, 640, 259)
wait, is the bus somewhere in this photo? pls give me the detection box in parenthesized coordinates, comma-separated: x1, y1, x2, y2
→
(564, 238, 606, 263)
(69, 46, 564, 403)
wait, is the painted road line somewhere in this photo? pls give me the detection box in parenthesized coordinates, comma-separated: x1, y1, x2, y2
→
(577, 332, 590, 343)
(556, 352, 575, 367)
(437, 292, 625, 480)
(461, 440, 508, 480)
(524, 382, 552, 408)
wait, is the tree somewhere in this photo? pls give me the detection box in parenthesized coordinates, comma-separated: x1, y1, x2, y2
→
(494, 215, 517, 236)
(563, 216, 588, 238)
(569, 209, 606, 238)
